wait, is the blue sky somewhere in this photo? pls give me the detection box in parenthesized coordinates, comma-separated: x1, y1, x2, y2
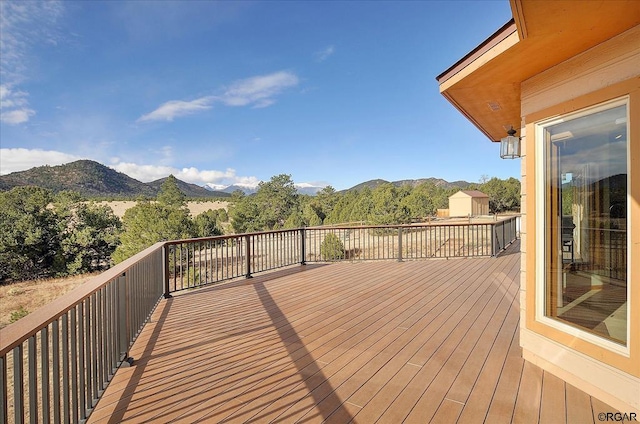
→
(0, 0, 519, 191)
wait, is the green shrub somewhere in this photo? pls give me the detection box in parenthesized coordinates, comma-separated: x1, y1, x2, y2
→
(10, 306, 29, 323)
(321, 233, 345, 261)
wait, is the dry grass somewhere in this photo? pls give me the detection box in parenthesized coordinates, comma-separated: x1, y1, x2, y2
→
(2, 274, 95, 422)
(0, 274, 95, 329)
(1, 201, 229, 329)
(98, 200, 228, 218)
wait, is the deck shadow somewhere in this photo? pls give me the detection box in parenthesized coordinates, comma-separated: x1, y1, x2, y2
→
(103, 296, 173, 423)
(250, 279, 354, 422)
(171, 263, 329, 298)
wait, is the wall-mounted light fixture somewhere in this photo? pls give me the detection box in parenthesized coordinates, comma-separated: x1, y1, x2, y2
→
(500, 127, 521, 159)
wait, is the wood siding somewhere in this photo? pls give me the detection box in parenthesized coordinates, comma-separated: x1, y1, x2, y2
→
(520, 23, 640, 412)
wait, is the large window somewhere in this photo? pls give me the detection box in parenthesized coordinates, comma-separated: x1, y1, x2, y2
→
(538, 98, 628, 346)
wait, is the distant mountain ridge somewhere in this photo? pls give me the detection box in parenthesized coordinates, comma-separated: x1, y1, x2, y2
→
(218, 184, 259, 195)
(146, 176, 229, 198)
(343, 177, 472, 192)
(0, 160, 472, 198)
(0, 160, 230, 198)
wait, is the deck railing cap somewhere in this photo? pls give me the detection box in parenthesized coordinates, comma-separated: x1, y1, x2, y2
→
(0, 241, 165, 356)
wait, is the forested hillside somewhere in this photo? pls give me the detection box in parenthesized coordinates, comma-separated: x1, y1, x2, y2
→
(344, 177, 470, 192)
(0, 160, 155, 197)
(0, 160, 230, 198)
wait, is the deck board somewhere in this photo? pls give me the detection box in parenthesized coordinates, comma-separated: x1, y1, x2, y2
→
(513, 361, 544, 424)
(483, 329, 523, 423)
(88, 241, 620, 423)
(539, 372, 566, 424)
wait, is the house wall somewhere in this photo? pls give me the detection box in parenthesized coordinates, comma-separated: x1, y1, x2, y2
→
(519, 25, 640, 412)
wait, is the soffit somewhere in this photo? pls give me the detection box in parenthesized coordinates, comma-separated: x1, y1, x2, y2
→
(438, 0, 640, 142)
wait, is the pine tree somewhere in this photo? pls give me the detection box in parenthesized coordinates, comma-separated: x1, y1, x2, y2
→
(157, 175, 186, 208)
(0, 187, 59, 281)
(112, 178, 195, 263)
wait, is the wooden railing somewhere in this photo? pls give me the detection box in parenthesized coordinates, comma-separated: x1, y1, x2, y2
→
(0, 216, 518, 422)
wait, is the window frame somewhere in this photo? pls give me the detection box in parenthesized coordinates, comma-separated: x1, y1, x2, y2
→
(534, 96, 631, 356)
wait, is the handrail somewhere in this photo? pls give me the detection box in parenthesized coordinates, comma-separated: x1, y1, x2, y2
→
(162, 216, 520, 295)
(0, 216, 519, 423)
(163, 228, 304, 295)
(304, 219, 514, 263)
(492, 215, 519, 256)
(0, 242, 165, 356)
(1, 242, 165, 423)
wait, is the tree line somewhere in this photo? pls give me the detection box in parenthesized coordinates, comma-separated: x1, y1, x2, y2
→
(0, 174, 519, 283)
(0, 176, 225, 283)
(229, 174, 520, 232)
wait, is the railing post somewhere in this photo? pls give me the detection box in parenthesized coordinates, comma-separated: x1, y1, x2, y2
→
(245, 235, 252, 279)
(13, 345, 24, 424)
(117, 273, 133, 367)
(163, 244, 172, 299)
(1, 356, 7, 424)
(300, 228, 306, 265)
(397, 226, 403, 262)
(491, 225, 496, 256)
(28, 336, 37, 423)
(492, 222, 503, 256)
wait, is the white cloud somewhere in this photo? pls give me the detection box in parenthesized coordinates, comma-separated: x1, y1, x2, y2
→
(0, 85, 34, 124)
(0, 85, 9, 101)
(137, 97, 214, 123)
(110, 161, 261, 187)
(0, 1, 64, 82)
(227, 176, 262, 188)
(295, 182, 318, 188)
(219, 71, 299, 107)
(0, 1, 64, 125)
(314, 45, 335, 62)
(109, 162, 180, 182)
(137, 71, 299, 123)
(0, 148, 84, 174)
(0, 107, 35, 124)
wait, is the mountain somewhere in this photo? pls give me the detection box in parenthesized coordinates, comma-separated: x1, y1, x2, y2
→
(343, 178, 472, 192)
(148, 177, 229, 198)
(0, 159, 471, 198)
(212, 183, 325, 196)
(391, 178, 471, 190)
(0, 160, 230, 198)
(294, 183, 325, 196)
(220, 184, 259, 195)
(344, 179, 390, 192)
(0, 160, 156, 197)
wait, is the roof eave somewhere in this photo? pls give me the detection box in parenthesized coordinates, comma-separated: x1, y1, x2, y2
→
(436, 19, 517, 85)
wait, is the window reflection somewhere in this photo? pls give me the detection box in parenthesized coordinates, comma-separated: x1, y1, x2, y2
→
(544, 103, 628, 345)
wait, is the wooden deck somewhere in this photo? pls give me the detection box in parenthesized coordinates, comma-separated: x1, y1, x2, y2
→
(88, 241, 616, 423)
